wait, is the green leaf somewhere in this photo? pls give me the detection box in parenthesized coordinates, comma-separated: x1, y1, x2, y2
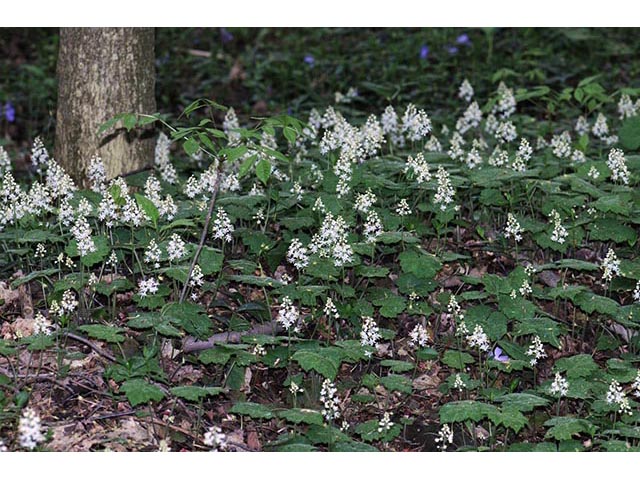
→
(121, 379, 165, 406)
(199, 247, 224, 275)
(544, 417, 596, 441)
(442, 350, 474, 369)
(256, 158, 272, 185)
(380, 360, 415, 373)
(170, 386, 223, 402)
(496, 393, 549, 412)
(574, 292, 619, 316)
(77, 325, 125, 343)
(164, 302, 212, 340)
(619, 116, 640, 151)
(439, 401, 500, 423)
(183, 137, 199, 156)
(292, 350, 338, 379)
(496, 407, 528, 433)
(230, 402, 274, 419)
(134, 194, 159, 227)
(122, 113, 137, 131)
(398, 250, 441, 279)
(555, 354, 599, 379)
(380, 374, 412, 394)
(198, 348, 232, 365)
(277, 408, 324, 426)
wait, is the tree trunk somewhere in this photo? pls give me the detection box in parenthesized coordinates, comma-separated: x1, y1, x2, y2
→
(55, 28, 156, 185)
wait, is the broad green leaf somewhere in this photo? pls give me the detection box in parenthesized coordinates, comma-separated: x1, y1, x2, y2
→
(121, 379, 165, 406)
(380, 359, 415, 373)
(496, 393, 549, 412)
(256, 158, 272, 184)
(77, 325, 125, 343)
(380, 374, 412, 394)
(544, 417, 596, 441)
(292, 350, 339, 379)
(555, 354, 599, 379)
(277, 408, 324, 426)
(230, 402, 274, 419)
(442, 350, 474, 369)
(134, 193, 159, 227)
(170, 386, 223, 402)
(439, 401, 500, 423)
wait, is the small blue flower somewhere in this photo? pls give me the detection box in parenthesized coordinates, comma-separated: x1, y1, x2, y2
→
(447, 45, 459, 55)
(456, 33, 471, 46)
(419, 45, 430, 60)
(304, 55, 315, 67)
(4, 102, 15, 123)
(489, 347, 509, 363)
(220, 28, 233, 44)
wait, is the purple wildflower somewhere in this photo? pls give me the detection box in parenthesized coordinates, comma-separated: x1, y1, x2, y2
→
(456, 34, 471, 46)
(304, 55, 315, 66)
(489, 347, 509, 363)
(447, 46, 459, 55)
(420, 45, 429, 60)
(4, 102, 15, 123)
(220, 28, 233, 44)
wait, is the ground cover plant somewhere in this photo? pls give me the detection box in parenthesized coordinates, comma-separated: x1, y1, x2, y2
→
(1, 28, 640, 452)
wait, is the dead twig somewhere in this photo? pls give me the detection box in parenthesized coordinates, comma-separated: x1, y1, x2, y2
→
(182, 321, 282, 353)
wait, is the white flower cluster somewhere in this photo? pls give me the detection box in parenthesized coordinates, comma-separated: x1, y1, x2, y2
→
(495, 120, 517, 144)
(458, 79, 474, 103)
(488, 146, 509, 167)
(33, 312, 53, 336)
(203, 425, 228, 451)
(401, 103, 432, 142)
(144, 239, 162, 269)
(223, 107, 241, 145)
(335, 87, 358, 104)
(575, 116, 589, 137)
(324, 297, 339, 320)
(434, 166, 456, 211)
(360, 316, 381, 356)
(309, 212, 353, 267)
(363, 210, 383, 243)
(0, 146, 11, 176)
(189, 264, 204, 288)
(71, 215, 97, 257)
(549, 372, 569, 397)
(466, 324, 490, 352)
(453, 374, 466, 391)
(60, 290, 78, 315)
(550, 131, 572, 159)
(591, 113, 609, 139)
(87, 155, 107, 194)
(512, 138, 532, 171)
(405, 152, 432, 184)
(395, 199, 411, 217)
(601, 248, 620, 283)
(425, 135, 442, 153)
(31, 137, 49, 174)
(455, 101, 482, 134)
(492, 82, 517, 118)
(354, 189, 377, 214)
(464, 147, 483, 169)
(408, 324, 429, 348)
(320, 378, 340, 422)
(144, 176, 177, 221)
(549, 209, 568, 245)
(19, 408, 45, 450)
(504, 213, 523, 242)
(447, 132, 465, 160)
(618, 94, 639, 120)
(525, 335, 546, 366)
(606, 379, 632, 415)
(633, 281, 640, 303)
(435, 424, 454, 451)
(167, 233, 186, 262)
(377, 412, 394, 433)
(588, 166, 600, 180)
(277, 296, 299, 330)
(138, 277, 159, 297)
(381, 106, 405, 148)
(632, 370, 640, 397)
(607, 148, 630, 185)
(287, 238, 309, 270)
(154, 132, 178, 184)
(211, 207, 234, 243)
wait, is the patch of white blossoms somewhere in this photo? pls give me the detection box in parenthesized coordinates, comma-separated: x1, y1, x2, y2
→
(401, 104, 432, 142)
(434, 166, 456, 211)
(549, 209, 568, 245)
(18, 408, 45, 450)
(435, 424, 454, 451)
(378, 412, 394, 433)
(606, 379, 632, 416)
(309, 213, 353, 267)
(549, 372, 569, 397)
(320, 378, 340, 422)
(360, 316, 381, 356)
(138, 277, 159, 297)
(211, 207, 234, 243)
(167, 233, 186, 262)
(154, 132, 178, 184)
(408, 324, 429, 348)
(525, 335, 546, 366)
(601, 248, 620, 283)
(363, 210, 383, 243)
(287, 238, 309, 270)
(277, 296, 299, 330)
(395, 199, 411, 217)
(606, 148, 629, 185)
(458, 79, 474, 103)
(405, 152, 432, 184)
(203, 426, 227, 451)
(466, 324, 490, 352)
(504, 213, 523, 242)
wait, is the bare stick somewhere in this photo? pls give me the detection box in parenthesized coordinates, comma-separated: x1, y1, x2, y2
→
(179, 162, 222, 304)
(182, 321, 282, 353)
(64, 331, 117, 362)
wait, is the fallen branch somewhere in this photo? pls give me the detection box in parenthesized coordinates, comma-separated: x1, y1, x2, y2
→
(63, 331, 117, 362)
(182, 321, 282, 353)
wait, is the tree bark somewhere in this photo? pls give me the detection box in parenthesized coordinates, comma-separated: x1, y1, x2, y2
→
(55, 28, 156, 185)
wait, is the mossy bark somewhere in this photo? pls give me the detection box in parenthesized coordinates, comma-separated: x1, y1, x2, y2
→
(55, 28, 156, 185)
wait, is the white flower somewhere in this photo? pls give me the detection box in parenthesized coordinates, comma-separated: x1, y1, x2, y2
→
(633, 281, 640, 303)
(425, 135, 442, 152)
(549, 372, 569, 397)
(434, 166, 455, 211)
(549, 209, 568, 245)
(363, 210, 383, 243)
(0, 146, 11, 177)
(395, 199, 411, 217)
(601, 248, 620, 283)
(504, 213, 523, 242)
(571, 149, 586, 164)
(492, 82, 517, 118)
(203, 426, 227, 451)
(588, 165, 600, 180)
(71, 215, 97, 257)
(632, 370, 640, 397)
(401, 104, 432, 142)
(377, 412, 394, 433)
(189, 264, 204, 288)
(519, 280, 532, 297)
(464, 147, 483, 169)
(220, 173, 240, 193)
(458, 79, 474, 103)
(154, 132, 177, 184)
(405, 152, 432, 184)
(309, 213, 353, 268)
(277, 296, 299, 330)
(435, 424, 454, 451)
(289, 381, 304, 395)
(466, 324, 490, 352)
(448, 295, 464, 322)
(223, 107, 241, 145)
(60, 290, 78, 315)
(33, 312, 53, 336)
(87, 155, 107, 194)
(360, 316, 381, 356)
(550, 131, 572, 159)
(455, 101, 482, 134)
(495, 121, 517, 144)
(31, 137, 49, 174)
(607, 148, 630, 185)
(525, 335, 546, 366)
(381, 106, 399, 135)
(144, 239, 162, 269)
(211, 207, 234, 243)
(354, 189, 377, 214)
(34, 243, 46, 259)
(138, 277, 159, 297)
(320, 378, 340, 421)
(287, 238, 309, 270)
(408, 324, 429, 348)
(167, 233, 186, 262)
(606, 379, 632, 415)
(592, 113, 609, 139)
(453, 374, 466, 391)
(512, 138, 532, 172)
(0, 438, 7, 452)
(618, 94, 638, 120)
(575, 115, 590, 136)
(19, 408, 45, 450)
